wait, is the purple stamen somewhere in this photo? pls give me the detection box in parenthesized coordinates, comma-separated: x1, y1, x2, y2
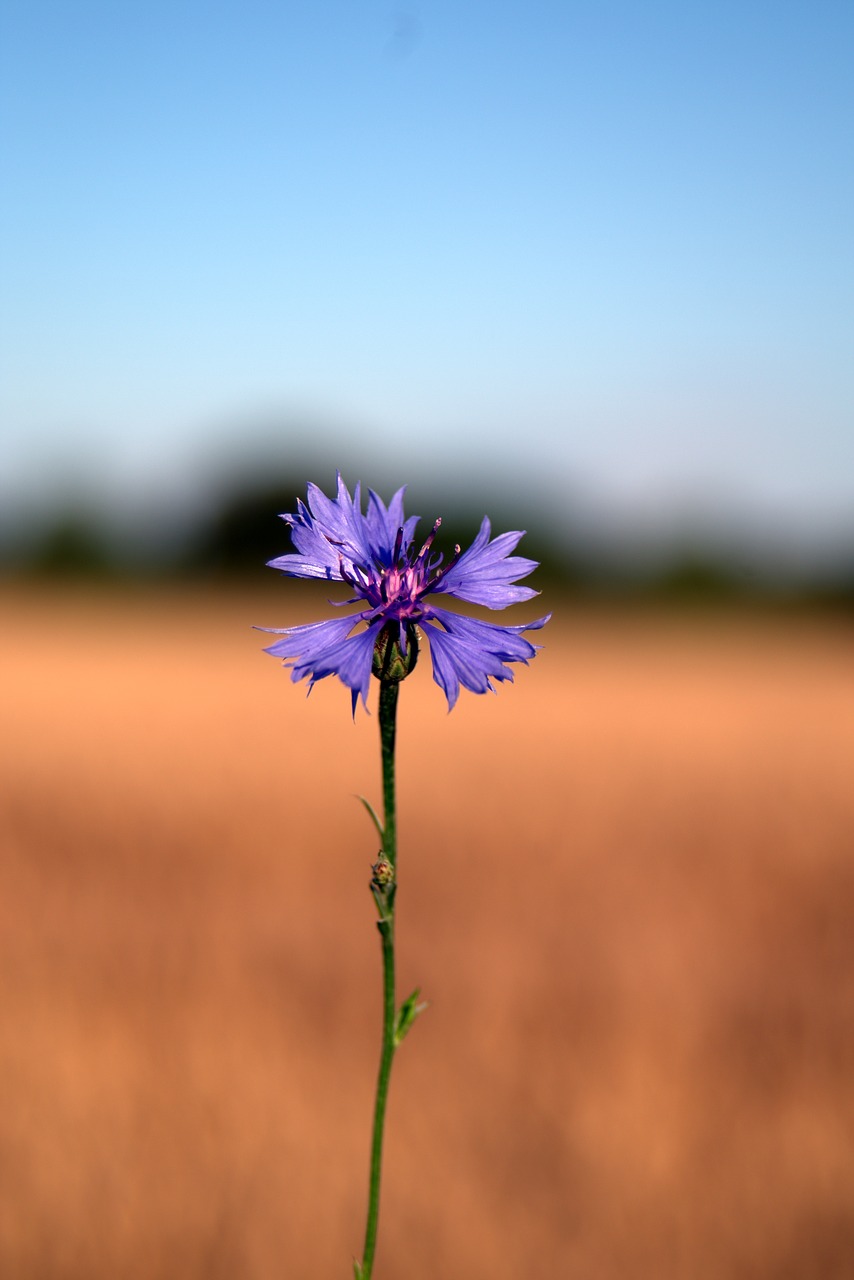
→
(415, 518, 442, 567)
(428, 542, 462, 590)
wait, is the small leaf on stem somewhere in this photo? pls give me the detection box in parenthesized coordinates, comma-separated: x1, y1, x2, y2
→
(356, 795, 384, 841)
(394, 988, 428, 1045)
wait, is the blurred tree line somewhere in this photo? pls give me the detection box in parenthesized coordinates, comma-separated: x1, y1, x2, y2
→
(3, 460, 853, 609)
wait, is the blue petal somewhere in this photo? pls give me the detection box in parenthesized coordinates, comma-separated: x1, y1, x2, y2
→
(305, 475, 375, 568)
(271, 475, 387, 581)
(364, 486, 403, 562)
(273, 495, 345, 579)
(421, 607, 550, 710)
(266, 551, 343, 580)
(433, 516, 540, 608)
(262, 613, 378, 708)
(364, 486, 422, 567)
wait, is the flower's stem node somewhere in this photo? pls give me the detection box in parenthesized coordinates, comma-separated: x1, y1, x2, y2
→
(372, 621, 419, 683)
(370, 855, 396, 920)
(371, 856, 394, 891)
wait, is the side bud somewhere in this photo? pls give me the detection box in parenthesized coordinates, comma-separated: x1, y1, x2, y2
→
(372, 622, 419, 683)
(371, 855, 396, 920)
(371, 857, 395, 891)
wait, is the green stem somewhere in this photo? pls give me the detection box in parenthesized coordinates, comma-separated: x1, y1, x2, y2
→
(358, 678, 399, 1279)
(379, 680, 398, 866)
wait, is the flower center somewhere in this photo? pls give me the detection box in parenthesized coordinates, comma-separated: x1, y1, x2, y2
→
(338, 518, 461, 620)
(376, 519, 442, 617)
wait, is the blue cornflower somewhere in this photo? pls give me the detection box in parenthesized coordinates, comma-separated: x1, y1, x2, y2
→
(263, 474, 550, 711)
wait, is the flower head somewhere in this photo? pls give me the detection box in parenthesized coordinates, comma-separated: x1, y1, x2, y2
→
(262, 474, 550, 712)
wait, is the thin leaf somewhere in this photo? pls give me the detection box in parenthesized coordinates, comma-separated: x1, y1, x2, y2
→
(356, 794, 384, 841)
(394, 988, 429, 1045)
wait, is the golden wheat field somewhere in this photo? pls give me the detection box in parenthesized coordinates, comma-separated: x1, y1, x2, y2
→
(2, 585, 853, 1278)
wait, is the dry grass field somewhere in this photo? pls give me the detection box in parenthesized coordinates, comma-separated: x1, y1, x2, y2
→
(2, 585, 853, 1278)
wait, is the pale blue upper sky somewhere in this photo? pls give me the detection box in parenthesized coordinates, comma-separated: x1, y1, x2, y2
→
(1, 0, 852, 556)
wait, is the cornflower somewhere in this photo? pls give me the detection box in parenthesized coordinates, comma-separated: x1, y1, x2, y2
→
(261, 475, 549, 1279)
(262, 473, 550, 711)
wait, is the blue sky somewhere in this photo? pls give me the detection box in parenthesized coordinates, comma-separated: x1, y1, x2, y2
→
(1, 0, 852, 558)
